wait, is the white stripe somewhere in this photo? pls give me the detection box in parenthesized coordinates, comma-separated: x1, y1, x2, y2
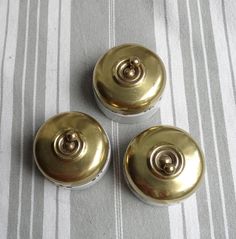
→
(187, 0, 230, 238)
(43, 0, 60, 238)
(17, 0, 31, 237)
(57, 0, 71, 238)
(209, 0, 236, 198)
(0, 0, 20, 237)
(153, 1, 184, 239)
(30, 0, 41, 238)
(168, 205, 184, 239)
(183, 196, 200, 239)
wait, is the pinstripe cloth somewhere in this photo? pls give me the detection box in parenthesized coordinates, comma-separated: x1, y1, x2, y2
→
(0, 0, 235, 238)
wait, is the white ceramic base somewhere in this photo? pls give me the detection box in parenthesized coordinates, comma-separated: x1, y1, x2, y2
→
(94, 92, 161, 124)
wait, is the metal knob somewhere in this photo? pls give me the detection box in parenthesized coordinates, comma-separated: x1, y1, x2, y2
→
(54, 129, 84, 160)
(148, 145, 184, 178)
(58, 130, 80, 154)
(123, 57, 141, 79)
(159, 155, 176, 175)
(114, 56, 145, 86)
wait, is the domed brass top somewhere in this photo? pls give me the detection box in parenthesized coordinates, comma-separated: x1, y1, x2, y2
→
(93, 44, 166, 115)
(123, 126, 205, 205)
(33, 112, 110, 188)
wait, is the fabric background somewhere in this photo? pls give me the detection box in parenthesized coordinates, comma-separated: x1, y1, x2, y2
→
(0, 0, 236, 238)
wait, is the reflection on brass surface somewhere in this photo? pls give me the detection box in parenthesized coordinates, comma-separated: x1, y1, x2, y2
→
(34, 112, 110, 188)
(93, 44, 166, 115)
(123, 126, 205, 205)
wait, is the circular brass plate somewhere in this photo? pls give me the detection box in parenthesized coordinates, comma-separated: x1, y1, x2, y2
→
(123, 126, 205, 205)
(93, 44, 166, 115)
(34, 112, 110, 188)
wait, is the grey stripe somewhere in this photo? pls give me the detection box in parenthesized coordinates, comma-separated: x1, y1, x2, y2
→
(32, 0, 49, 237)
(19, 0, 39, 238)
(70, 1, 115, 238)
(177, 0, 225, 237)
(115, 0, 170, 238)
(200, 0, 236, 236)
(182, 0, 214, 238)
(0, 0, 10, 144)
(7, 0, 28, 238)
(221, 0, 236, 104)
(178, 0, 236, 238)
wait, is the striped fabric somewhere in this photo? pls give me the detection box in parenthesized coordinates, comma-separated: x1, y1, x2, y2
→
(0, 0, 235, 238)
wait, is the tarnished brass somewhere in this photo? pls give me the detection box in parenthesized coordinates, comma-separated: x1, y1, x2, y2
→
(33, 112, 110, 188)
(123, 126, 205, 205)
(93, 44, 166, 118)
